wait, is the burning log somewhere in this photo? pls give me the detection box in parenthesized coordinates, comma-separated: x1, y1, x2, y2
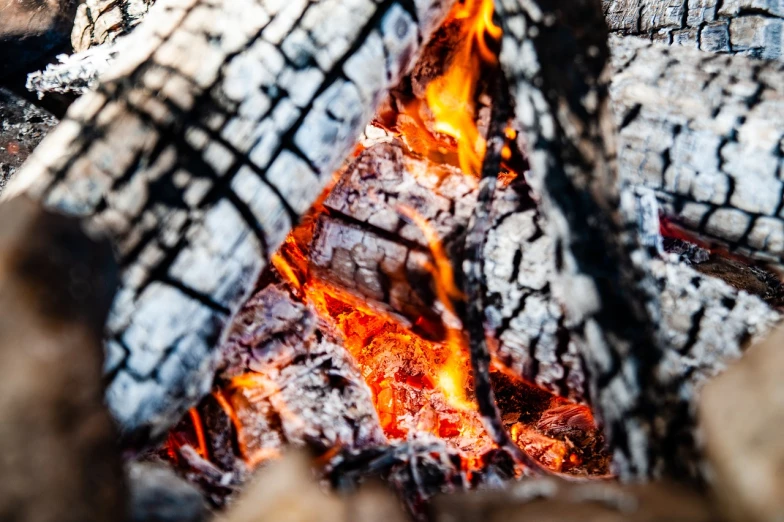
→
(0, 197, 123, 522)
(612, 35, 784, 266)
(4, 0, 453, 443)
(309, 136, 778, 409)
(309, 140, 478, 336)
(604, 0, 784, 59)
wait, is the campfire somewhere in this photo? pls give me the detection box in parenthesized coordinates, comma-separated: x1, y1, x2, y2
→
(156, 0, 610, 505)
(3, 0, 784, 521)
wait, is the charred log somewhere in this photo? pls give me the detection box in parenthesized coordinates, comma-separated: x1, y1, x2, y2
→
(604, 0, 784, 59)
(4, 0, 453, 443)
(612, 35, 784, 266)
(310, 140, 477, 337)
(497, 0, 689, 479)
(310, 138, 779, 407)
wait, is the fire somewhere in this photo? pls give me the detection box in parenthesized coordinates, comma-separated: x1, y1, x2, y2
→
(426, 0, 501, 176)
(396, 0, 501, 176)
(396, 203, 472, 411)
(159, 0, 610, 487)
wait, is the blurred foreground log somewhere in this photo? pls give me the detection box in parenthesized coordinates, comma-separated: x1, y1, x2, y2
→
(217, 452, 407, 522)
(0, 0, 78, 78)
(217, 452, 716, 522)
(0, 197, 122, 522)
(431, 477, 717, 522)
(700, 326, 784, 522)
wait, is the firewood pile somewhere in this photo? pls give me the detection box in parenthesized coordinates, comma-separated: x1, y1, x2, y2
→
(2, 0, 784, 521)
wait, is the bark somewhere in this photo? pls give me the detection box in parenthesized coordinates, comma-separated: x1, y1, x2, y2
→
(603, 0, 784, 60)
(5, 0, 453, 443)
(612, 35, 784, 265)
(0, 87, 58, 191)
(0, 197, 124, 522)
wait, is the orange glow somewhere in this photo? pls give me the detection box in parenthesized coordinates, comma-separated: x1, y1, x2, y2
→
(426, 0, 500, 175)
(212, 389, 249, 460)
(188, 408, 208, 459)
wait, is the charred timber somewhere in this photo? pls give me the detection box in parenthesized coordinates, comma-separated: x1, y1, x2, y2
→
(4, 0, 454, 443)
(612, 35, 784, 266)
(496, 0, 686, 479)
(310, 140, 779, 424)
(603, 0, 784, 60)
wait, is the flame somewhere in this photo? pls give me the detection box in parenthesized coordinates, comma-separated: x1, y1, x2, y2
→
(398, 0, 501, 176)
(426, 0, 500, 176)
(158, 1, 611, 481)
(396, 204, 473, 411)
(188, 408, 208, 458)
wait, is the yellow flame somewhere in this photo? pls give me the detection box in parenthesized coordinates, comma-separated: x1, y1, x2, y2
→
(423, 0, 501, 176)
(398, 203, 474, 411)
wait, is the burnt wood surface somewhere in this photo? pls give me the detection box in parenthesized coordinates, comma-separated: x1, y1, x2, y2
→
(612, 35, 784, 265)
(603, 0, 784, 59)
(310, 140, 778, 415)
(5, 0, 454, 443)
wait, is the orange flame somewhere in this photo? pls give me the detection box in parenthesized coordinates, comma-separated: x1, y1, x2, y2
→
(188, 408, 208, 459)
(397, 204, 472, 411)
(406, 0, 501, 176)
